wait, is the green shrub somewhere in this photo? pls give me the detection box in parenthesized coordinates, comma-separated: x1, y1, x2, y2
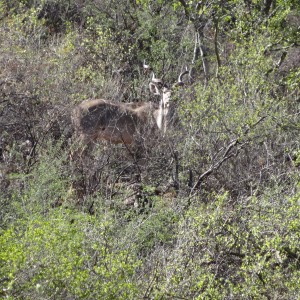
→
(146, 187, 300, 299)
(0, 209, 140, 299)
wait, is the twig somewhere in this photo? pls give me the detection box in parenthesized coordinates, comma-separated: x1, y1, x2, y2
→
(190, 116, 267, 195)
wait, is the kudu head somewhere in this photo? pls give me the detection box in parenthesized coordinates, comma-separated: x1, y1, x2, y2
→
(149, 69, 189, 133)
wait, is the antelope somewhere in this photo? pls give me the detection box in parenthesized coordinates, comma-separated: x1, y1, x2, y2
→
(71, 69, 188, 147)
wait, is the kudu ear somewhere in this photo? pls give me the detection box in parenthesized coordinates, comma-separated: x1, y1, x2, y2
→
(149, 72, 163, 95)
(149, 82, 161, 95)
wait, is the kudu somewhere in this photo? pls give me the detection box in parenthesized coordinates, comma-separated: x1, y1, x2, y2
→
(71, 69, 188, 147)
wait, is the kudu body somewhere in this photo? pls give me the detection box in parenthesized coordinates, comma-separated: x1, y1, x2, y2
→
(72, 70, 188, 146)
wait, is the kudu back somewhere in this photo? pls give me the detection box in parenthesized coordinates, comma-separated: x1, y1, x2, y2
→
(71, 70, 188, 146)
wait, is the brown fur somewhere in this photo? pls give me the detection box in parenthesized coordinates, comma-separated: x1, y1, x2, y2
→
(72, 99, 159, 145)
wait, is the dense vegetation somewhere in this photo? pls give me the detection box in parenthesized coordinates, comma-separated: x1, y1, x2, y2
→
(0, 0, 299, 299)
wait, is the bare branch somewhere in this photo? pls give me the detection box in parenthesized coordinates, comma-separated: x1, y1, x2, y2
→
(190, 116, 267, 194)
(213, 16, 221, 77)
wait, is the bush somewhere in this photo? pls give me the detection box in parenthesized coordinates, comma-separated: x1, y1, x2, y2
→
(0, 1, 299, 299)
(0, 209, 140, 299)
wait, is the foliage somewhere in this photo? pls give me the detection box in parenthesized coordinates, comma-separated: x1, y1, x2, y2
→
(147, 189, 300, 299)
(0, 209, 140, 299)
(0, 0, 299, 299)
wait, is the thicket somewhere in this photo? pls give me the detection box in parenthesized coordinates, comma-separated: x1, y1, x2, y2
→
(0, 0, 299, 299)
